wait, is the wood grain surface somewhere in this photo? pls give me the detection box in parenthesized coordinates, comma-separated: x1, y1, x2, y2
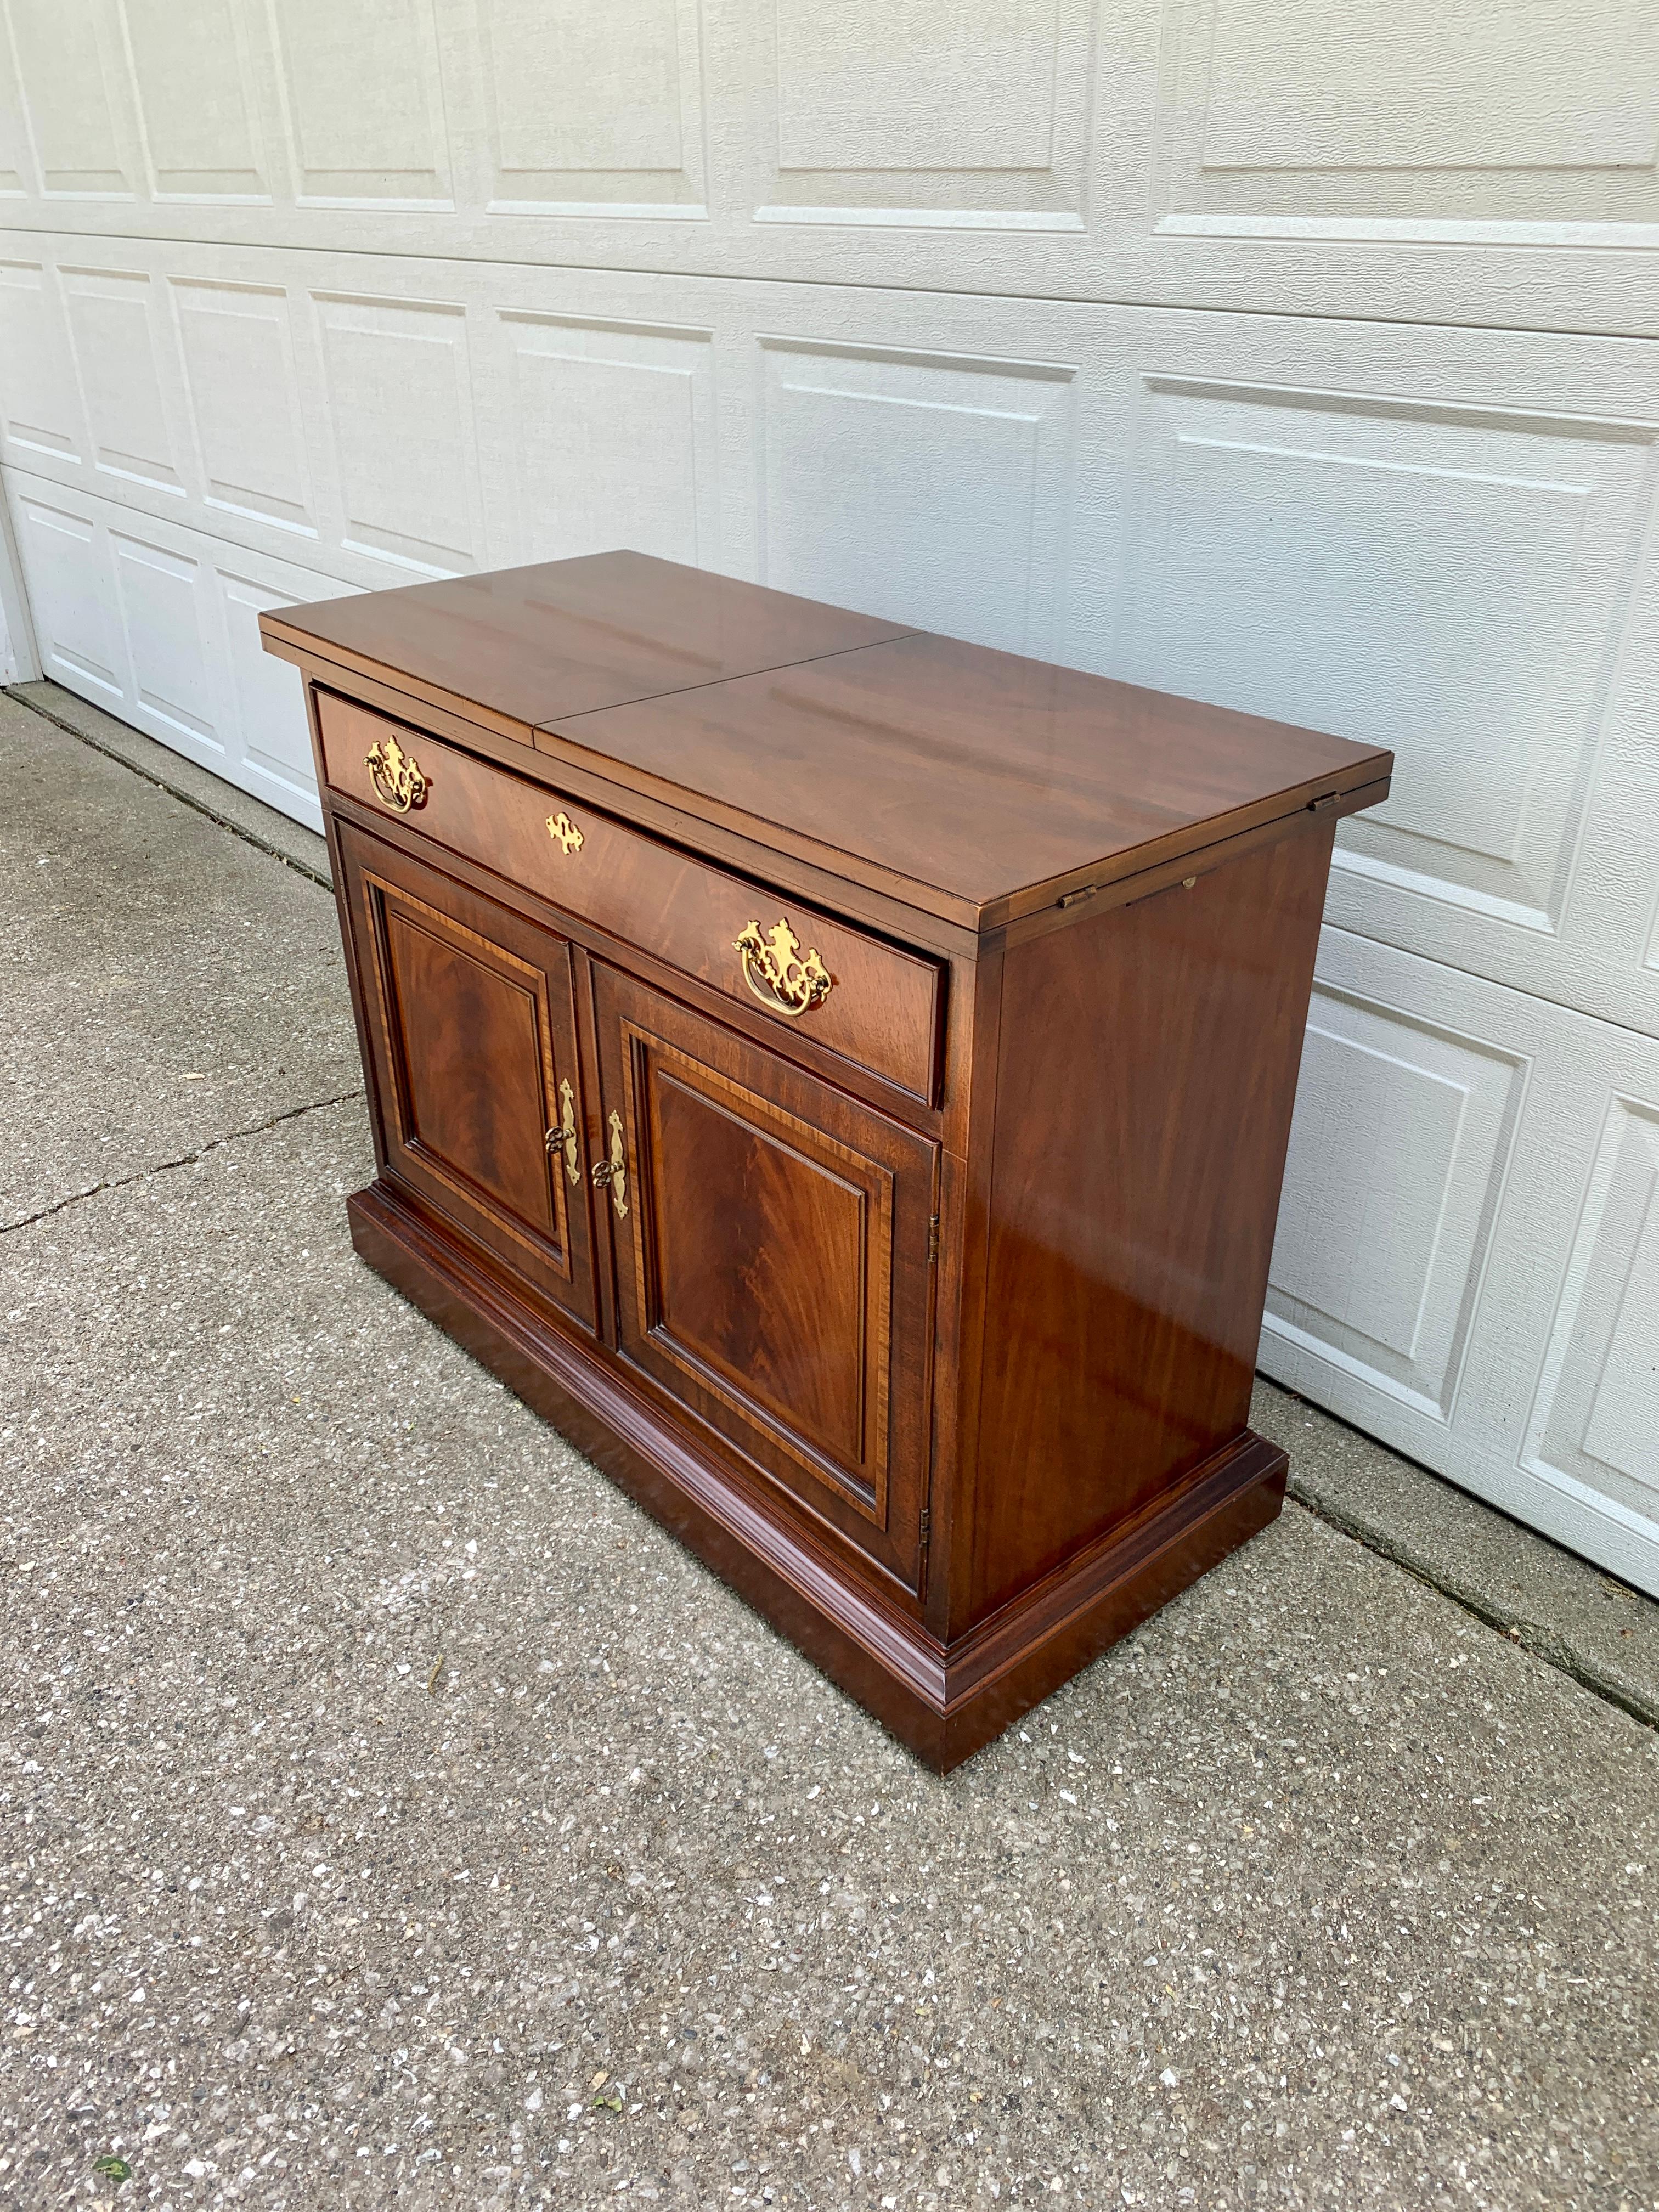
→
(263, 549, 911, 744)
(272, 552, 1392, 1764)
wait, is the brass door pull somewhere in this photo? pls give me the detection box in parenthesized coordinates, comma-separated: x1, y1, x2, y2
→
(544, 1076, 580, 1186)
(590, 1108, 629, 1218)
(364, 733, 427, 812)
(734, 916, 832, 1018)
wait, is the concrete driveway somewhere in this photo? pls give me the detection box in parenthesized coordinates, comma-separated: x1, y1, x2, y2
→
(3, 688, 1657, 2212)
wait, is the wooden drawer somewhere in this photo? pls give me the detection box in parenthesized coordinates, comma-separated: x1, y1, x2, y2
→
(317, 689, 943, 1103)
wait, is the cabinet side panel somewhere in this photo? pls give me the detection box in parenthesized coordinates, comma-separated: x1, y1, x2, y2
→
(965, 819, 1333, 1622)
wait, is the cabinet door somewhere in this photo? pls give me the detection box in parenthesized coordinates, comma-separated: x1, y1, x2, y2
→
(590, 963, 938, 1589)
(339, 823, 596, 1334)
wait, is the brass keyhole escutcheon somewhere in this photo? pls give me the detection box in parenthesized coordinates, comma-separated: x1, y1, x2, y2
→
(547, 810, 584, 856)
(590, 1109, 629, 1218)
(364, 734, 427, 813)
(734, 916, 833, 1019)
(544, 1076, 581, 1187)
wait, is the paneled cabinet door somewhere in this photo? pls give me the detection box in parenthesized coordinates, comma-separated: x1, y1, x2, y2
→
(338, 823, 597, 1335)
(590, 964, 939, 1592)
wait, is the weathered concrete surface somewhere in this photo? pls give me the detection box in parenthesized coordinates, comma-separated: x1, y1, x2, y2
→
(0, 695, 357, 1229)
(3, 707, 1658, 2212)
(1254, 1381, 1659, 1730)
(8, 683, 331, 889)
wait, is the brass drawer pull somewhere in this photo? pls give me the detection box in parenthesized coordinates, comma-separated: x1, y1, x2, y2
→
(364, 733, 427, 812)
(734, 917, 833, 1019)
(590, 1108, 629, 1218)
(546, 809, 583, 855)
(544, 1076, 581, 1186)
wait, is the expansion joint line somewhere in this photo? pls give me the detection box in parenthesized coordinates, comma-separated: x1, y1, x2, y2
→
(5, 685, 334, 892)
(1286, 1481, 1658, 1736)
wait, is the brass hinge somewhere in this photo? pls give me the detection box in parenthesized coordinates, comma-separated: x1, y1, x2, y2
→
(1308, 790, 1340, 814)
(918, 1506, 930, 1551)
(1056, 884, 1097, 910)
(927, 1213, 940, 1265)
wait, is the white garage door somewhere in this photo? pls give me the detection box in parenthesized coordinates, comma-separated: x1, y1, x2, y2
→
(2, 0, 1655, 1592)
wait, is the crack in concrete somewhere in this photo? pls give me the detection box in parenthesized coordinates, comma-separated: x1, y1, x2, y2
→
(1, 1090, 366, 1234)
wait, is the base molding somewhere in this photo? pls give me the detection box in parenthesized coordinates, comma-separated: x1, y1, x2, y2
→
(349, 1180, 1286, 1771)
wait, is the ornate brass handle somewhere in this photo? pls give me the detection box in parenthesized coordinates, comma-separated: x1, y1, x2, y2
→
(734, 917, 833, 1019)
(364, 733, 427, 812)
(546, 810, 583, 856)
(544, 1076, 580, 1187)
(590, 1108, 628, 1218)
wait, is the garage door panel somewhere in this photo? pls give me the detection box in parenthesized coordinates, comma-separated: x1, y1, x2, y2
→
(313, 290, 482, 573)
(109, 527, 224, 763)
(0, 259, 84, 465)
(488, 310, 715, 569)
(1263, 927, 1659, 1594)
(12, 487, 125, 701)
(216, 566, 318, 816)
(757, 337, 1077, 659)
(1105, 337, 1659, 1044)
(1524, 1096, 1659, 1537)
(754, 0, 1095, 228)
(1153, 0, 1659, 234)
(0, 1, 1654, 332)
(1319, 521, 1659, 1042)
(123, 0, 269, 203)
(1117, 379, 1651, 938)
(8, 0, 136, 200)
(269, 0, 452, 208)
(477, 0, 707, 215)
(60, 265, 188, 496)
(1266, 990, 1527, 1425)
(3, 466, 338, 828)
(172, 278, 314, 533)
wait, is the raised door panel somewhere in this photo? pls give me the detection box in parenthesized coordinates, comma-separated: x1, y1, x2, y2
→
(0, 260, 83, 465)
(60, 266, 184, 494)
(477, 0, 706, 213)
(269, 0, 452, 205)
(591, 963, 936, 1590)
(757, 0, 1097, 228)
(313, 292, 481, 572)
(338, 821, 595, 1333)
(8, 0, 133, 198)
(758, 339, 1075, 661)
(1154, 0, 1659, 236)
(122, 0, 268, 201)
(1261, 924, 1659, 1595)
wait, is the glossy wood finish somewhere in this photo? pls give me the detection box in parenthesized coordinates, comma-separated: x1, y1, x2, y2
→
(592, 963, 937, 1590)
(317, 687, 944, 1103)
(540, 627, 1392, 929)
(264, 550, 1393, 1769)
(339, 825, 595, 1334)
(263, 549, 911, 747)
(961, 818, 1333, 1622)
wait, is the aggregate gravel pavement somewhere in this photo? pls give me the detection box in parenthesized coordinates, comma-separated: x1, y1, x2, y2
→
(3, 704, 1658, 2212)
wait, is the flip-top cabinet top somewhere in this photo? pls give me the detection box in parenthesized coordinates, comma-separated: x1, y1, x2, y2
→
(262, 548, 1391, 934)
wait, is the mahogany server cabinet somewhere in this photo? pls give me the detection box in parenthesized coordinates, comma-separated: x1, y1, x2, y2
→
(261, 551, 1391, 1770)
